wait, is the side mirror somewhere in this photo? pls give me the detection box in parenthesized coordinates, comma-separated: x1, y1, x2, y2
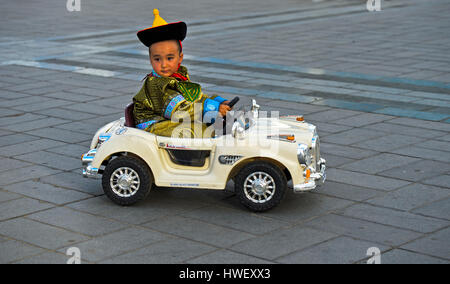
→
(251, 99, 260, 119)
(231, 121, 245, 139)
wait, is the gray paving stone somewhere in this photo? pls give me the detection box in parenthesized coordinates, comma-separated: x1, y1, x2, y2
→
(378, 160, 450, 182)
(62, 102, 123, 115)
(187, 249, 273, 264)
(438, 134, 450, 142)
(305, 109, 363, 123)
(0, 139, 65, 157)
(231, 225, 337, 261)
(316, 181, 385, 202)
(379, 249, 449, 264)
(25, 127, 91, 143)
(42, 91, 99, 103)
(422, 175, 450, 188)
(3, 180, 92, 205)
(322, 128, 386, 146)
(34, 107, 97, 121)
(100, 237, 216, 264)
(11, 99, 71, 113)
(0, 158, 31, 172)
(320, 153, 356, 168)
(366, 183, 450, 212)
(0, 113, 46, 127)
(28, 207, 128, 237)
(267, 100, 329, 114)
(15, 151, 82, 171)
(66, 88, 124, 99)
(89, 113, 125, 128)
(388, 146, 450, 163)
(0, 239, 45, 264)
(90, 95, 133, 109)
(277, 236, 389, 264)
(327, 168, 411, 191)
(307, 121, 353, 134)
(14, 251, 72, 264)
(320, 143, 379, 160)
(401, 227, 450, 261)
(1, 117, 71, 132)
(412, 197, 450, 221)
(0, 197, 54, 221)
(404, 91, 450, 102)
(418, 139, 450, 153)
(0, 108, 23, 118)
(0, 218, 89, 250)
(336, 203, 449, 234)
(49, 143, 89, 158)
(0, 96, 52, 108)
(3, 81, 54, 93)
(339, 153, 420, 175)
(364, 122, 446, 139)
(305, 214, 422, 247)
(0, 90, 30, 100)
(58, 227, 168, 263)
(184, 205, 289, 235)
(21, 84, 81, 96)
(0, 189, 22, 203)
(259, 190, 354, 224)
(351, 134, 426, 152)
(0, 128, 14, 136)
(0, 133, 39, 147)
(39, 172, 103, 196)
(54, 120, 110, 135)
(143, 215, 254, 248)
(67, 194, 206, 225)
(388, 117, 450, 132)
(333, 113, 394, 127)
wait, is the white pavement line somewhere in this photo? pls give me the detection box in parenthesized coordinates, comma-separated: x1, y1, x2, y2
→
(0, 60, 119, 78)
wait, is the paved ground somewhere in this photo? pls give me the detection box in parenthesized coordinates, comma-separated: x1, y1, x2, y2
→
(0, 0, 449, 264)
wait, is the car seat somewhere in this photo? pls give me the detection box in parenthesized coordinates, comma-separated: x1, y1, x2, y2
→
(124, 102, 135, 127)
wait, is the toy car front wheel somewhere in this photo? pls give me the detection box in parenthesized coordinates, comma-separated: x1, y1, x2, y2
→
(102, 156, 153, 206)
(235, 162, 287, 212)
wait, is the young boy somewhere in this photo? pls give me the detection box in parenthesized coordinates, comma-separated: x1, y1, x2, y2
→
(132, 9, 231, 138)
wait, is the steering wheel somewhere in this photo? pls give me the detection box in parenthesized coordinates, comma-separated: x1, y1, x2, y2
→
(227, 97, 240, 108)
(222, 96, 240, 135)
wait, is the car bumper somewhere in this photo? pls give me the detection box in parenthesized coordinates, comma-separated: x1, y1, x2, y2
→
(82, 149, 100, 179)
(293, 158, 326, 193)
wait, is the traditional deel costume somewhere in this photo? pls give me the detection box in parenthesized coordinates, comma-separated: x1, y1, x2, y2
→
(133, 9, 227, 138)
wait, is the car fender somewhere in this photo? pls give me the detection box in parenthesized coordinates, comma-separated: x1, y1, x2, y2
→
(226, 141, 303, 185)
(91, 130, 159, 176)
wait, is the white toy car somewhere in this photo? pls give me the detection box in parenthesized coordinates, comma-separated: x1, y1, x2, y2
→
(81, 98, 326, 212)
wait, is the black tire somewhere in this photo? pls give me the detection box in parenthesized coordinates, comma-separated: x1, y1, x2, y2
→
(235, 162, 287, 212)
(102, 156, 153, 206)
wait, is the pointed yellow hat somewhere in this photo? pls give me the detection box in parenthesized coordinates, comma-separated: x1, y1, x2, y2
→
(137, 9, 187, 47)
(152, 9, 168, 27)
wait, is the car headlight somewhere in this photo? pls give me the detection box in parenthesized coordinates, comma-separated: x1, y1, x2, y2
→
(297, 143, 312, 166)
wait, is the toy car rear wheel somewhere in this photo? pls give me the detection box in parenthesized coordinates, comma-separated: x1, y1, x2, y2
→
(235, 162, 287, 212)
(102, 156, 153, 206)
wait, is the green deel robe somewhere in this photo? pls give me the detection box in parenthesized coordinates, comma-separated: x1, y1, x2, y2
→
(132, 66, 222, 138)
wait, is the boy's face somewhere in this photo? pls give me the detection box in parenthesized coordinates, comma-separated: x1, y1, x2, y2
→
(149, 40, 183, 77)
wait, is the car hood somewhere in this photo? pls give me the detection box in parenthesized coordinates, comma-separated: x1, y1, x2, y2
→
(245, 116, 316, 145)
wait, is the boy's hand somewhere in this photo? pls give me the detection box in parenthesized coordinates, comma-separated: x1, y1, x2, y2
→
(219, 101, 231, 117)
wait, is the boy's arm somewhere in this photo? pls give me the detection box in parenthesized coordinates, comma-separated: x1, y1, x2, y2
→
(203, 95, 231, 124)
